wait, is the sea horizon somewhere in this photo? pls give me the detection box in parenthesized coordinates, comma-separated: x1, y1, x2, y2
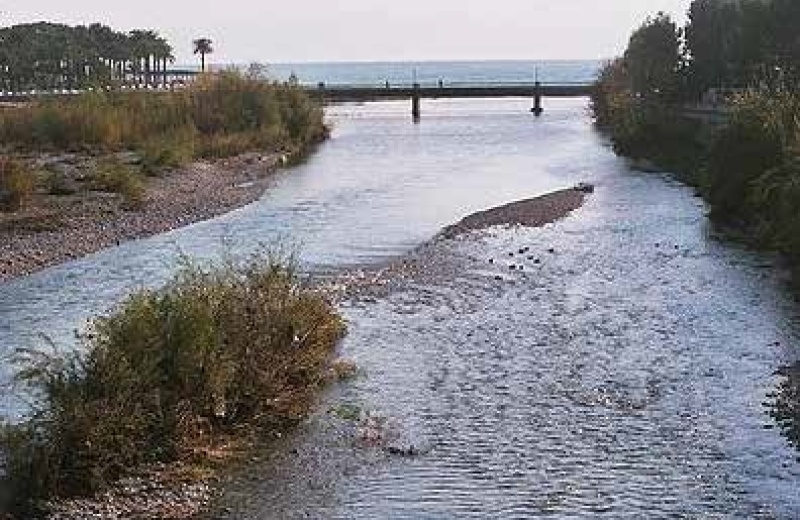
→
(184, 59, 604, 87)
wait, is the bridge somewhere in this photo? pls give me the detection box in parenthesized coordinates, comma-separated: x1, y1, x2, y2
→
(307, 82, 593, 119)
(0, 77, 594, 120)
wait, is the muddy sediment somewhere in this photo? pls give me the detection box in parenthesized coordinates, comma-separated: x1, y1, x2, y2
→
(0, 152, 288, 282)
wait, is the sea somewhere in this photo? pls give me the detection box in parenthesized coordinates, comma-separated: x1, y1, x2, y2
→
(245, 60, 602, 87)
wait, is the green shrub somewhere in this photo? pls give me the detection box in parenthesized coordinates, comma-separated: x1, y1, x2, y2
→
(2, 253, 345, 512)
(139, 128, 196, 174)
(88, 159, 145, 209)
(0, 157, 36, 211)
(44, 171, 78, 196)
(703, 91, 796, 222)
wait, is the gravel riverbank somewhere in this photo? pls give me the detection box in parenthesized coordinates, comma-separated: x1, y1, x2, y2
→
(0, 151, 289, 282)
(439, 186, 588, 239)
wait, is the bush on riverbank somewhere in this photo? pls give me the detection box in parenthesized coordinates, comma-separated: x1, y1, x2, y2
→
(88, 158, 146, 208)
(0, 158, 35, 211)
(2, 253, 345, 514)
(704, 91, 800, 262)
(0, 72, 326, 164)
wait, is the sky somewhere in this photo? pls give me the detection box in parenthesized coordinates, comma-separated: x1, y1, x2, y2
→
(2, 0, 693, 64)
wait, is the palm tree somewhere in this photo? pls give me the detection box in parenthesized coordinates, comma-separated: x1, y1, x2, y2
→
(193, 38, 213, 73)
(153, 37, 174, 86)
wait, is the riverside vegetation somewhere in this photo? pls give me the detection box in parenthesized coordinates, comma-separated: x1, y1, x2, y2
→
(0, 68, 328, 282)
(0, 68, 326, 167)
(590, 0, 800, 280)
(591, 0, 800, 452)
(0, 33, 335, 515)
(0, 68, 326, 248)
(1, 253, 346, 516)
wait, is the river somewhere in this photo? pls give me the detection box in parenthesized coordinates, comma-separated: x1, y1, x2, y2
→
(2, 97, 800, 517)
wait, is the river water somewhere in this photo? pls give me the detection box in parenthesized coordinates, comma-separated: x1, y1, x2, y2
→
(2, 97, 800, 517)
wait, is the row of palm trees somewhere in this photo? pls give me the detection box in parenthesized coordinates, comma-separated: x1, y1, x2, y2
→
(0, 22, 177, 91)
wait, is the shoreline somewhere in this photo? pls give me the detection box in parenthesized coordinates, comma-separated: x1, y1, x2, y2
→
(0, 150, 297, 283)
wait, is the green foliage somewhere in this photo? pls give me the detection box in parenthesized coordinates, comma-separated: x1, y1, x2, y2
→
(590, 59, 628, 128)
(702, 91, 800, 263)
(139, 128, 196, 174)
(685, 0, 742, 93)
(624, 12, 682, 101)
(193, 38, 213, 72)
(44, 171, 78, 196)
(684, 0, 800, 93)
(703, 91, 792, 221)
(0, 72, 326, 168)
(2, 253, 345, 512)
(88, 159, 145, 208)
(0, 22, 173, 91)
(0, 157, 36, 211)
(590, 60, 703, 179)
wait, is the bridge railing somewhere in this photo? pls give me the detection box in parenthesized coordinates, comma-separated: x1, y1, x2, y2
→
(307, 80, 592, 90)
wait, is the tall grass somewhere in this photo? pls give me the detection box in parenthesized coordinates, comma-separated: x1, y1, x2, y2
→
(0, 158, 35, 211)
(2, 253, 345, 513)
(0, 72, 327, 166)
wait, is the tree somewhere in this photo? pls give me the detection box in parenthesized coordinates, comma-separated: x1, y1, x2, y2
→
(684, 0, 743, 93)
(0, 22, 172, 90)
(770, 0, 800, 86)
(624, 13, 682, 101)
(193, 38, 213, 73)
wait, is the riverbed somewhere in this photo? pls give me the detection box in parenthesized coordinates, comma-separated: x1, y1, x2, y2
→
(2, 98, 799, 517)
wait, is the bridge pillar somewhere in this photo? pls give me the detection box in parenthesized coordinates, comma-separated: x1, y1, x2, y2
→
(412, 82, 421, 122)
(531, 81, 543, 116)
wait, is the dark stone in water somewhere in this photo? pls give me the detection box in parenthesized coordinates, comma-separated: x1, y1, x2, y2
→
(387, 444, 419, 457)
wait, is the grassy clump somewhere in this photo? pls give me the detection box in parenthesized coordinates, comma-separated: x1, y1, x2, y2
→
(0, 71, 326, 165)
(88, 159, 146, 208)
(2, 253, 345, 513)
(0, 158, 36, 211)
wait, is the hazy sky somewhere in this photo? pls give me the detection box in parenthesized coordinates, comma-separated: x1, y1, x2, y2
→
(3, 1, 692, 64)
